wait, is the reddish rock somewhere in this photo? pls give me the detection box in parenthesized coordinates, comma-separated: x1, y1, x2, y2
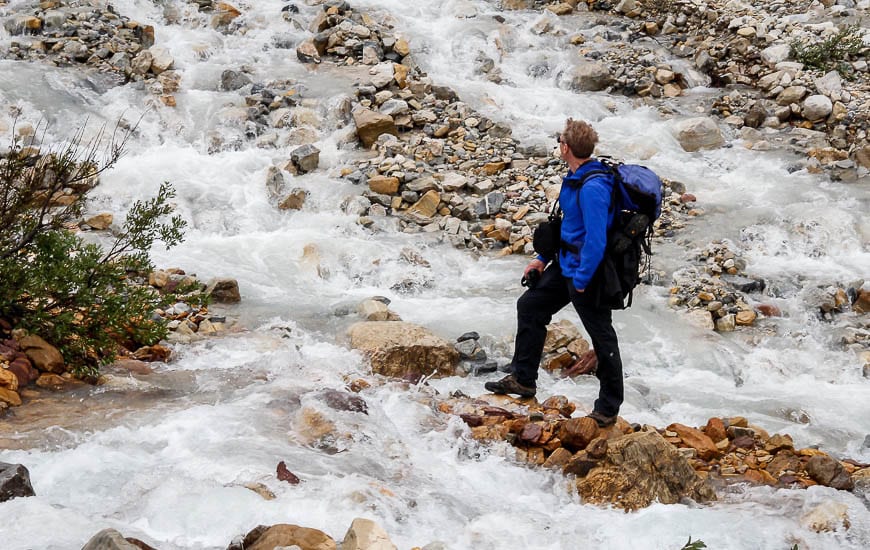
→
(668, 423, 720, 460)
(729, 435, 757, 451)
(276, 461, 301, 485)
(756, 304, 782, 317)
(703, 417, 728, 443)
(6, 356, 36, 387)
(556, 416, 599, 452)
(680, 193, 697, 203)
(586, 437, 608, 459)
(518, 422, 544, 445)
(459, 414, 483, 427)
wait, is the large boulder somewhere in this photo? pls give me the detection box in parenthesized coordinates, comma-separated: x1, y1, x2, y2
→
(674, 117, 724, 152)
(247, 524, 336, 550)
(576, 431, 716, 510)
(0, 462, 35, 502)
(568, 61, 612, 92)
(352, 108, 398, 148)
(205, 278, 241, 303)
(17, 334, 64, 373)
(348, 322, 458, 380)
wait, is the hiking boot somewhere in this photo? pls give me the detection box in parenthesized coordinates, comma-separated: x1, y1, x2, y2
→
(587, 410, 617, 428)
(484, 374, 536, 398)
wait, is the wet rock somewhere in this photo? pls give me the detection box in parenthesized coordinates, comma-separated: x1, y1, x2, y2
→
(276, 461, 301, 484)
(220, 69, 252, 91)
(246, 524, 336, 550)
(290, 144, 321, 174)
(801, 501, 851, 533)
(81, 529, 140, 550)
(341, 518, 397, 550)
(806, 454, 854, 490)
(85, 213, 113, 230)
(568, 61, 613, 92)
(205, 278, 241, 303)
(576, 431, 716, 510)
(320, 389, 368, 414)
(279, 188, 309, 210)
(722, 275, 764, 293)
(674, 117, 724, 152)
(0, 462, 35, 502)
(347, 321, 458, 380)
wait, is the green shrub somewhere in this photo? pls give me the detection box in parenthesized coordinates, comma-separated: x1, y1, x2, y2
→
(0, 125, 196, 378)
(790, 25, 867, 76)
(680, 538, 707, 550)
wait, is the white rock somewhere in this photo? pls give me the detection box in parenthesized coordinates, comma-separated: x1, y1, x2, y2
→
(149, 46, 174, 74)
(802, 95, 834, 121)
(814, 70, 843, 96)
(761, 44, 790, 66)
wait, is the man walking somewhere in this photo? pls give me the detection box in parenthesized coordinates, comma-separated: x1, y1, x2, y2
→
(485, 118, 624, 428)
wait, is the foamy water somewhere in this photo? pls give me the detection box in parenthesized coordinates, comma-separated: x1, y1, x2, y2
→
(1, 0, 868, 548)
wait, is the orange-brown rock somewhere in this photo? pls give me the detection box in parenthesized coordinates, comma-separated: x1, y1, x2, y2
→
(764, 433, 794, 454)
(18, 335, 64, 373)
(0, 368, 19, 392)
(470, 424, 510, 442)
(543, 447, 572, 469)
(556, 416, 599, 452)
(0, 387, 22, 406)
(576, 431, 716, 510)
(563, 450, 599, 477)
(247, 524, 336, 550)
(545, 351, 574, 371)
(704, 417, 728, 443)
(541, 395, 575, 417)
(744, 468, 777, 486)
(668, 423, 720, 460)
(765, 451, 803, 477)
(132, 345, 172, 362)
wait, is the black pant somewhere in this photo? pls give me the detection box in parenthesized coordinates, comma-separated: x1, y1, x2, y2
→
(511, 263, 624, 416)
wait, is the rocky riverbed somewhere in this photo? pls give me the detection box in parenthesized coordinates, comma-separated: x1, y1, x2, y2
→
(1, 0, 869, 548)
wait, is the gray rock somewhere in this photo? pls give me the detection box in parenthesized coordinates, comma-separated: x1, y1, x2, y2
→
(220, 69, 252, 91)
(568, 61, 613, 92)
(205, 278, 241, 303)
(290, 144, 320, 174)
(0, 462, 35, 502)
(761, 44, 791, 65)
(722, 275, 765, 293)
(474, 192, 506, 218)
(814, 70, 843, 96)
(674, 117, 724, 152)
(81, 529, 140, 550)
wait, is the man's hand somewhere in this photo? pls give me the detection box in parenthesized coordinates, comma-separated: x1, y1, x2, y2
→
(524, 259, 545, 278)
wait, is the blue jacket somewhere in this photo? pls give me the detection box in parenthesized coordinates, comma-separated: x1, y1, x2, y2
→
(550, 159, 615, 290)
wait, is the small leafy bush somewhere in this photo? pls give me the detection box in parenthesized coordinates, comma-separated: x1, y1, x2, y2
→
(680, 538, 707, 550)
(0, 124, 195, 378)
(790, 25, 867, 76)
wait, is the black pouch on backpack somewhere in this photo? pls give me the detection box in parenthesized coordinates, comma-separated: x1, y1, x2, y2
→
(532, 202, 562, 260)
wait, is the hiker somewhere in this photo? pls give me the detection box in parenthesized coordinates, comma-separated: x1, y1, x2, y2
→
(485, 118, 624, 428)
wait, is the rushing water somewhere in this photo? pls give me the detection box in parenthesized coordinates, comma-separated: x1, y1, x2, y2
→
(1, 1, 869, 548)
